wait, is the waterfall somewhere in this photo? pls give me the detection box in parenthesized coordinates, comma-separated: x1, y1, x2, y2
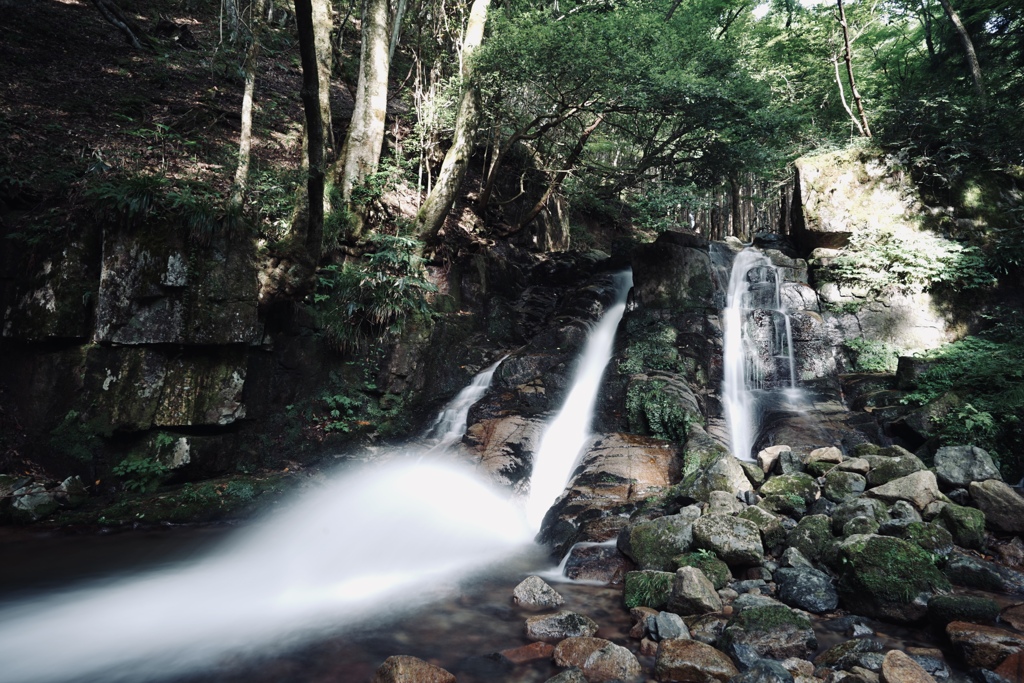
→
(525, 270, 633, 530)
(0, 365, 530, 683)
(722, 248, 798, 461)
(424, 355, 506, 450)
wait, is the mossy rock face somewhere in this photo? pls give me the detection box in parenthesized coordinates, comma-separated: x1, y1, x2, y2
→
(618, 509, 699, 571)
(832, 497, 889, 535)
(805, 460, 835, 478)
(759, 473, 819, 505)
(936, 503, 986, 550)
(624, 570, 675, 609)
(836, 534, 950, 622)
(674, 552, 732, 590)
(899, 522, 955, 558)
(786, 514, 834, 563)
(719, 605, 817, 659)
(676, 427, 752, 502)
(823, 470, 866, 503)
(865, 454, 926, 487)
(853, 443, 882, 457)
(927, 594, 1000, 627)
(738, 505, 787, 550)
(758, 493, 807, 519)
(625, 375, 699, 443)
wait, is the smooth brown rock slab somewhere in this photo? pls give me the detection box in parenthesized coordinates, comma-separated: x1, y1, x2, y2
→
(373, 655, 456, 683)
(554, 637, 613, 668)
(970, 479, 1024, 533)
(881, 650, 936, 683)
(655, 639, 739, 682)
(581, 643, 643, 682)
(499, 641, 555, 664)
(1001, 603, 1024, 632)
(865, 470, 941, 510)
(995, 651, 1024, 682)
(946, 620, 1024, 669)
(525, 611, 599, 642)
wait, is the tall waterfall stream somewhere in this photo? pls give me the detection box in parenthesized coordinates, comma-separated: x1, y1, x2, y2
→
(0, 272, 634, 683)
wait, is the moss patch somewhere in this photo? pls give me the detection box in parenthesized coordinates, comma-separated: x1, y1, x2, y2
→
(674, 551, 732, 590)
(624, 570, 675, 609)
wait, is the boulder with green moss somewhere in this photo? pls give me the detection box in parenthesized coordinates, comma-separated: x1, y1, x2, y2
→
(674, 551, 732, 590)
(691, 514, 765, 567)
(737, 505, 788, 550)
(835, 534, 950, 622)
(832, 497, 889, 535)
(898, 521, 955, 558)
(927, 594, 1000, 627)
(675, 426, 752, 502)
(864, 453, 926, 487)
(786, 514, 834, 563)
(936, 502, 986, 550)
(823, 469, 866, 503)
(617, 507, 700, 571)
(759, 472, 819, 506)
(719, 604, 817, 659)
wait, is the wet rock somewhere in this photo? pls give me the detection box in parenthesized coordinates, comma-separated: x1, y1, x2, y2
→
(824, 470, 867, 504)
(894, 522, 954, 558)
(759, 494, 808, 519)
(935, 503, 986, 550)
(688, 613, 729, 645)
(740, 460, 766, 488)
(943, 552, 1024, 594)
(887, 500, 923, 526)
(8, 482, 59, 522)
(760, 473, 820, 506)
(781, 547, 814, 569)
(630, 606, 659, 639)
(464, 415, 545, 492)
(732, 659, 796, 683)
(525, 611, 599, 642)
(776, 450, 808, 475)
(1001, 604, 1024, 631)
(719, 604, 817, 659)
(927, 595, 1000, 627)
(500, 641, 555, 664)
(934, 446, 1001, 488)
(513, 576, 565, 609)
(707, 490, 745, 516)
(679, 430, 754, 503)
(675, 552, 732, 590)
(838, 457, 871, 475)
(545, 668, 588, 683)
(815, 639, 885, 670)
(667, 566, 723, 615)
(553, 637, 613, 668)
(994, 651, 1024, 682)
(562, 544, 632, 584)
(865, 471, 941, 511)
(737, 505, 787, 550)
(373, 655, 456, 683)
(864, 454, 927, 487)
(776, 566, 839, 613)
(835, 534, 950, 622)
(582, 643, 643, 682)
(691, 514, 765, 567)
(654, 639, 739, 682)
(810, 446, 844, 464)
(619, 507, 700, 571)
(759, 445, 791, 474)
(649, 611, 690, 641)
(946, 621, 1024, 670)
(632, 231, 715, 310)
(969, 480, 1024, 534)
(786, 514, 834, 563)
(832, 498, 889, 535)
(624, 570, 676, 609)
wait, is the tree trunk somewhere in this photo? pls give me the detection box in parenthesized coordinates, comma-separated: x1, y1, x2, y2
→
(836, 0, 871, 137)
(336, 0, 392, 238)
(730, 176, 742, 240)
(935, 0, 985, 100)
(312, 0, 335, 155)
(832, 54, 866, 137)
(224, 0, 242, 43)
(231, 0, 270, 209)
(295, 0, 325, 265)
(415, 0, 490, 242)
(516, 114, 604, 232)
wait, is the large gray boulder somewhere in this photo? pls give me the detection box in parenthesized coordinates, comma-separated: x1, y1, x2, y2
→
(618, 507, 700, 571)
(691, 514, 765, 567)
(654, 639, 739, 682)
(513, 576, 564, 609)
(776, 567, 839, 614)
(934, 445, 1001, 488)
(970, 480, 1024, 534)
(667, 566, 723, 616)
(719, 604, 817, 659)
(865, 470, 942, 511)
(525, 612, 599, 642)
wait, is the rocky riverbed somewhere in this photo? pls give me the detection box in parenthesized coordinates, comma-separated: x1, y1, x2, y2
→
(371, 441, 1024, 683)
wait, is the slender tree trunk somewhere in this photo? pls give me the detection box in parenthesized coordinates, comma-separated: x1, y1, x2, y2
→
(935, 0, 985, 100)
(730, 176, 742, 240)
(231, 0, 269, 209)
(415, 0, 491, 242)
(388, 0, 407, 62)
(336, 0, 392, 238)
(295, 0, 325, 265)
(312, 0, 335, 155)
(832, 54, 866, 137)
(516, 114, 604, 232)
(836, 0, 872, 137)
(224, 0, 242, 42)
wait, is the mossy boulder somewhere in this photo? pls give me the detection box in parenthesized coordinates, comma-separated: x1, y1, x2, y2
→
(832, 497, 889, 535)
(864, 454, 926, 487)
(927, 594, 1000, 627)
(719, 604, 817, 659)
(936, 502, 986, 550)
(898, 521, 955, 558)
(737, 505, 787, 550)
(618, 508, 699, 571)
(786, 514, 834, 563)
(625, 374, 699, 443)
(835, 534, 951, 622)
(759, 473, 819, 506)
(823, 470, 866, 503)
(758, 493, 807, 518)
(691, 514, 765, 567)
(676, 426, 752, 502)
(624, 570, 675, 609)
(674, 552, 732, 590)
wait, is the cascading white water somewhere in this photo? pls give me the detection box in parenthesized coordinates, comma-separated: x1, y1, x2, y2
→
(424, 355, 506, 450)
(722, 248, 798, 461)
(0, 364, 530, 683)
(525, 270, 633, 530)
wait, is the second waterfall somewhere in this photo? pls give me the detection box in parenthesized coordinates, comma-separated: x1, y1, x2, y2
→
(722, 248, 800, 462)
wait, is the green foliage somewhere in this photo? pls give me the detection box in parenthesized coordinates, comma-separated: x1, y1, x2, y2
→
(843, 337, 900, 373)
(308, 362, 409, 439)
(903, 324, 1024, 479)
(313, 233, 436, 352)
(623, 570, 674, 609)
(818, 224, 993, 296)
(626, 380, 695, 443)
(112, 454, 169, 493)
(48, 410, 100, 464)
